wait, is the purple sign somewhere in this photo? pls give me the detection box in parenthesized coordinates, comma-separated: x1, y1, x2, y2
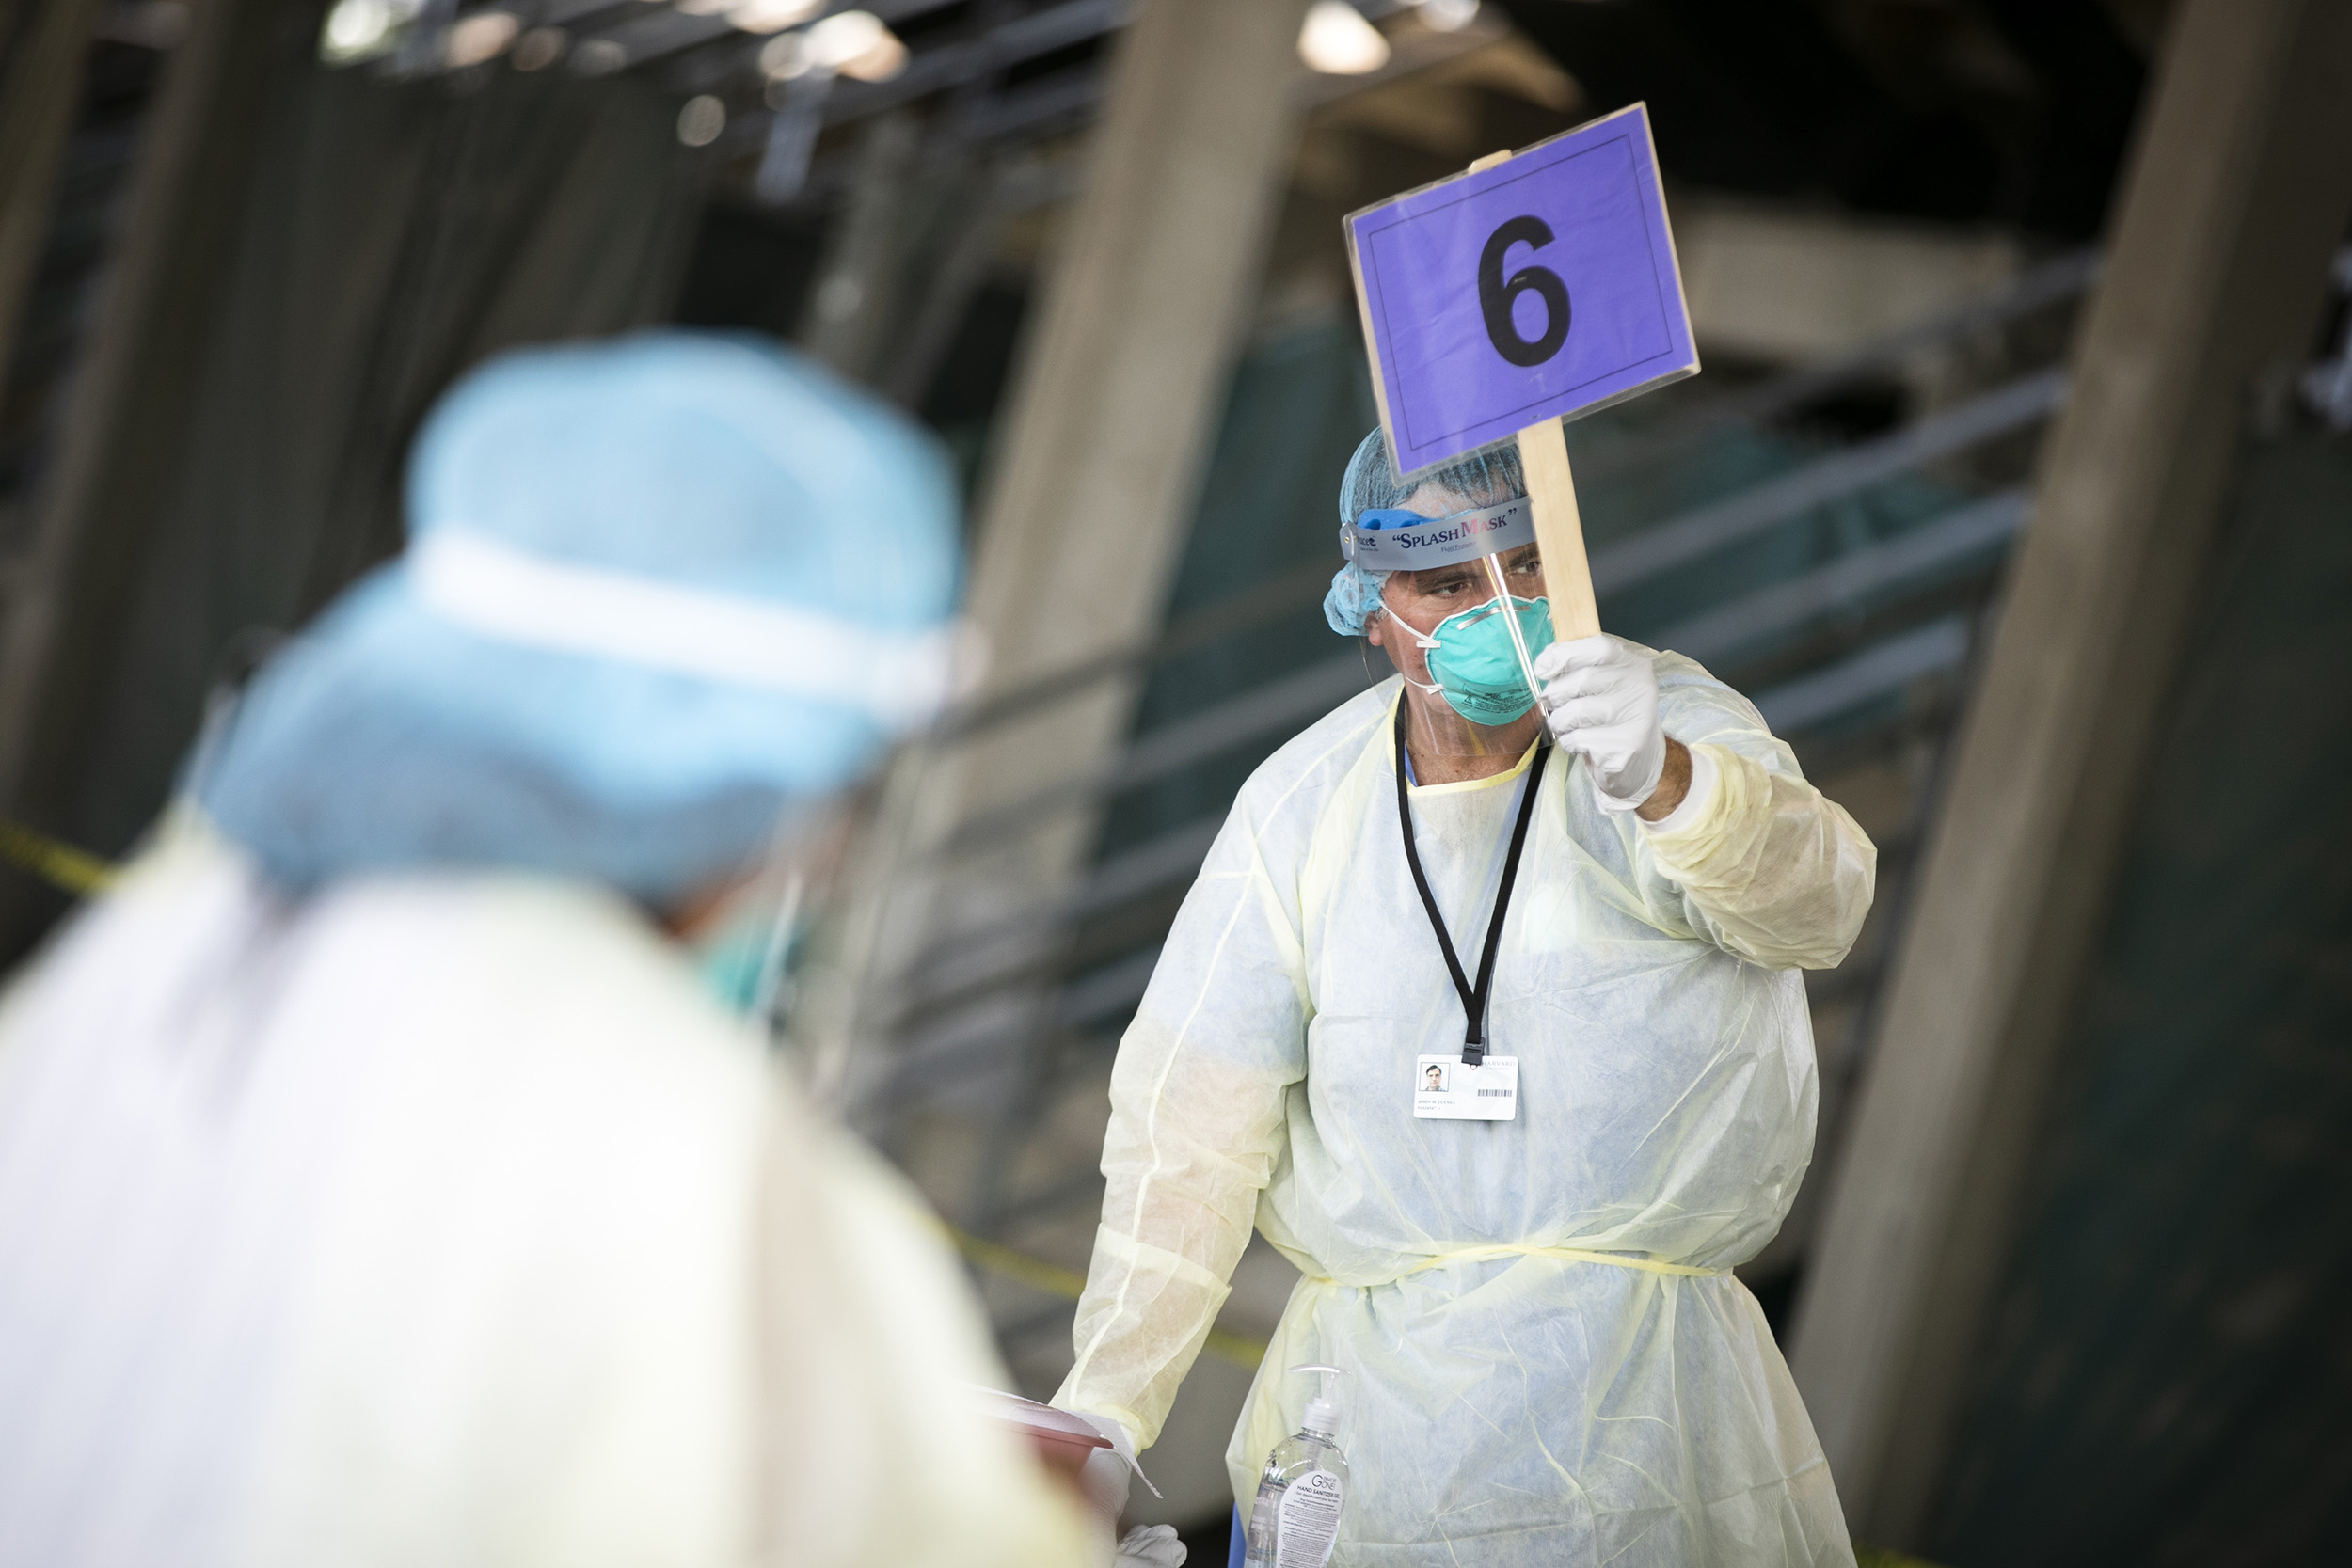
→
(1346, 103, 1698, 479)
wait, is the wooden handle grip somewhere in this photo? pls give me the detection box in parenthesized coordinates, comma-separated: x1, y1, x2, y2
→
(1519, 416, 1600, 641)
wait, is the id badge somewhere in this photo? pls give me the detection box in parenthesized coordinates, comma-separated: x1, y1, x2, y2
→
(1413, 1054, 1518, 1121)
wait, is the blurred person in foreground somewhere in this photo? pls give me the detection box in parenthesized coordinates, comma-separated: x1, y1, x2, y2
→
(0, 335, 1104, 1568)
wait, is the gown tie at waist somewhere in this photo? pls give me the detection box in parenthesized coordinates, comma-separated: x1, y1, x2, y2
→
(1308, 1243, 1733, 1288)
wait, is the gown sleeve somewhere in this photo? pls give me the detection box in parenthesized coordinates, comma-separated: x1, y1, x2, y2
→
(1051, 787, 1311, 1449)
(1634, 648, 1879, 972)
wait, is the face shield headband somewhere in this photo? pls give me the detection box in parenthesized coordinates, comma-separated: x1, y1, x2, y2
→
(1340, 495, 1549, 726)
(1338, 494, 1534, 572)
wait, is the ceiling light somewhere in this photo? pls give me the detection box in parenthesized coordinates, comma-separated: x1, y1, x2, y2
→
(568, 36, 626, 72)
(510, 24, 564, 68)
(723, 0, 821, 35)
(676, 94, 727, 146)
(319, 0, 416, 63)
(1298, 1, 1388, 76)
(758, 31, 806, 77)
(803, 9, 904, 81)
(1416, 0, 1479, 32)
(445, 9, 518, 66)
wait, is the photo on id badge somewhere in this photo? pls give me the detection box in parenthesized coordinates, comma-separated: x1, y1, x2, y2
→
(1415, 1053, 1518, 1120)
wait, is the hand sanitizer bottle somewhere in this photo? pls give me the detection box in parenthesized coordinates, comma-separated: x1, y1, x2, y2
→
(1243, 1366, 1349, 1568)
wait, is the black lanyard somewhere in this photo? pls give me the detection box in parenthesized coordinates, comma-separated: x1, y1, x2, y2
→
(1393, 698, 1550, 1066)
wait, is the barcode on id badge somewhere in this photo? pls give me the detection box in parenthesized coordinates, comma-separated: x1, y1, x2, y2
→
(1477, 1088, 1512, 1097)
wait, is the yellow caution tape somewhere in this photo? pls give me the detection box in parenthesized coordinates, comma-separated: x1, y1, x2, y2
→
(953, 1226, 1090, 1298)
(1200, 1323, 1273, 1370)
(946, 1224, 1268, 1371)
(0, 819, 115, 897)
(1854, 1548, 1952, 1568)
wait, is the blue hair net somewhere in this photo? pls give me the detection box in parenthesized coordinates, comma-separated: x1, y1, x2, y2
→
(1323, 426, 1530, 634)
(194, 332, 961, 901)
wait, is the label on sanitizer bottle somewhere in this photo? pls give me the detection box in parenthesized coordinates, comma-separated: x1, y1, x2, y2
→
(1275, 1468, 1343, 1568)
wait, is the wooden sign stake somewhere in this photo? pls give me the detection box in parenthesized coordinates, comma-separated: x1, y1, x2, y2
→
(1518, 415, 1601, 641)
(1465, 147, 1603, 645)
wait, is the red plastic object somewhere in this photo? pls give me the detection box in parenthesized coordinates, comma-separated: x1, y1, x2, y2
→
(972, 1386, 1113, 1484)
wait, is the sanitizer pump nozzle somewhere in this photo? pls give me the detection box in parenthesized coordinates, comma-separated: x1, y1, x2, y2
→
(1296, 1365, 1343, 1441)
(1243, 1365, 1351, 1568)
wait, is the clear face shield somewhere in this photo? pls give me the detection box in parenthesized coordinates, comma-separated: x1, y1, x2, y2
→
(691, 620, 991, 1096)
(691, 800, 845, 1031)
(1343, 499, 1553, 725)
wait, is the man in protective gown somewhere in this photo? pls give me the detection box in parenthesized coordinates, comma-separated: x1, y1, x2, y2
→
(1053, 427, 1878, 1567)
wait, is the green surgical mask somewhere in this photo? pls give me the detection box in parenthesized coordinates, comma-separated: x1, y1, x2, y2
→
(1395, 594, 1553, 726)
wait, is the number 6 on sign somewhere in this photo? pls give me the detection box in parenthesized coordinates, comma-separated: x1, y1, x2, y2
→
(1479, 216, 1570, 367)
(1344, 103, 1697, 643)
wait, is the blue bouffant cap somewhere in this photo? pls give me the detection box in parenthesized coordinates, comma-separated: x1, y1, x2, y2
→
(194, 331, 963, 900)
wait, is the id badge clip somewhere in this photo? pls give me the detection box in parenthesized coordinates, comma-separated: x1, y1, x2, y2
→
(1414, 1053, 1518, 1121)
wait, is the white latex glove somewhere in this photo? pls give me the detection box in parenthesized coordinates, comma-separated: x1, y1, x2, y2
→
(1073, 1411, 1143, 1525)
(1535, 634, 1665, 812)
(1118, 1524, 1188, 1566)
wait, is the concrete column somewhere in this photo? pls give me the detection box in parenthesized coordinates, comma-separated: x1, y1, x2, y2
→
(813, 0, 1313, 1099)
(1787, 0, 2352, 1544)
(803, 0, 1314, 1179)
(965, 0, 1311, 678)
(947, 0, 1313, 857)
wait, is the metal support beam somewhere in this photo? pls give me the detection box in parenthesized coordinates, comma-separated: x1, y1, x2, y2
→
(1787, 0, 2352, 1544)
(1588, 368, 2064, 595)
(938, 652, 1373, 856)
(0, 0, 103, 397)
(1575, 248, 2099, 485)
(1654, 489, 2026, 668)
(0, 0, 285, 949)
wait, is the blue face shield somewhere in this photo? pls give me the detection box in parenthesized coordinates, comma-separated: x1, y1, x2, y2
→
(1392, 594, 1554, 726)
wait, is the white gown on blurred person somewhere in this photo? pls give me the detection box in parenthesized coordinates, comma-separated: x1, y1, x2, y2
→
(0, 335, 1098, 1568)
(0, 823, 1088, 1568)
